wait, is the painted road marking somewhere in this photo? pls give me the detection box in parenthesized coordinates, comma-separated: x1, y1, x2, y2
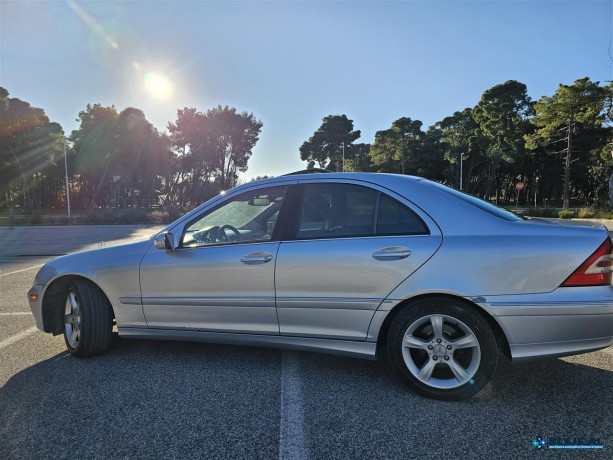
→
(279, 350, 309, 460)
(0, 264, 43, 278)
(0, 312, 32, 316)
(0, 326, 38, 350)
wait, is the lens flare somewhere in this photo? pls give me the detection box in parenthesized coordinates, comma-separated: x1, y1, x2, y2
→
(144, 72, 172, 99)
(67, 0, 119, 49)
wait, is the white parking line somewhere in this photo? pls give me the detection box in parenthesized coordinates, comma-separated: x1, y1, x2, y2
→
(279, 350, 309, 460)
(0, 264, 43, 277)
(0, 312, 31, 316)
(0, 326, 38, 350)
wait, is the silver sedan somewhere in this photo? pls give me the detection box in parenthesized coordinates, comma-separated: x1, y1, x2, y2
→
(28, 172, 613, 400)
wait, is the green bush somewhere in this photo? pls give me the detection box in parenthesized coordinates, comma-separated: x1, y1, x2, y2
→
(558, 209, 575, 219)
(577, 207, 594, 218)
(593, 209, 613, 219)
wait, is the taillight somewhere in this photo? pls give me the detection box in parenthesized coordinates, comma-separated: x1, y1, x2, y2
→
(561, 237, 613, 287)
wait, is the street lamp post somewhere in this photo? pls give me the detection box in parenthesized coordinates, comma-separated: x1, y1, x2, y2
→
(341, 142, 345, 172)
(459, 153, 463, 191)
(609, 150, 613, 210)
(64, 138, 71, 220)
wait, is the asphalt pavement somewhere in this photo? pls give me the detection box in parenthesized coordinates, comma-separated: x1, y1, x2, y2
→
(0, 225, 611, 459)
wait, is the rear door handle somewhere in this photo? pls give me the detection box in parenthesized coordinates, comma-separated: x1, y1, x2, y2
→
(241, 252, 273, 264)
(372, 247, 411, 261)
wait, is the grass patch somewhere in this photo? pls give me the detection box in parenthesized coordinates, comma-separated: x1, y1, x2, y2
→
(515, 207, 613, 219)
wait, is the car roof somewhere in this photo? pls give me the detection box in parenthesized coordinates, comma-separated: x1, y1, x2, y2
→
(252, 170, 425, 186)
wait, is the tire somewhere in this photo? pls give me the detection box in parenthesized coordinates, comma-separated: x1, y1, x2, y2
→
(63, 279, 113, 357)
(387, 297, 497, 401)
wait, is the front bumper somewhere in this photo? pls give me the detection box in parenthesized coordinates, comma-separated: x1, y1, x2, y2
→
(482, 286, 613, 362)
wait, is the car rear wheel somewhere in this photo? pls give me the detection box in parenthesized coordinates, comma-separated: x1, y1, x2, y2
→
(63, 279, 113, 357)
(387, 297, 497, 400)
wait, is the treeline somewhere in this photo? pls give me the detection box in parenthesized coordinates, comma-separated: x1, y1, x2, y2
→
(301, 78, 613, 208)
(0, 87, 262, 212)
(1, 77, 611, 215)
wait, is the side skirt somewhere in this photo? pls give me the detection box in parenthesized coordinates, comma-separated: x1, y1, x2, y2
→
(118, 327, 378, 360)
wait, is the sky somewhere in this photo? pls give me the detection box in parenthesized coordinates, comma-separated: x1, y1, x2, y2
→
(1, 0, 612, 180)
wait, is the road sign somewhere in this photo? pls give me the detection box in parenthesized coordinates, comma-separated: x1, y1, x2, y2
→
(515, 181, 525, 191)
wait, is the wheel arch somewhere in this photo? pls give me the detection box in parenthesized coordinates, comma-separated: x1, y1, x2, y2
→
(41, 275, 115, 335)
(375, 293, 511, 360)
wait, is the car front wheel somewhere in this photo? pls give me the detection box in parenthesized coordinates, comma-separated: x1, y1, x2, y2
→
(387, 298, 498, 400)
(63, 279, 113, 357)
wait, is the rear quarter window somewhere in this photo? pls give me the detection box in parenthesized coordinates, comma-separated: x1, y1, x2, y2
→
(376, 194, 429, 236)
(424, 181, 523, 222)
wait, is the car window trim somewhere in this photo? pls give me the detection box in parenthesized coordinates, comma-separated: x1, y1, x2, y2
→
(372, 191, 381, 235)
(281, 184, 305, 242)
(270, 184, 300, 241)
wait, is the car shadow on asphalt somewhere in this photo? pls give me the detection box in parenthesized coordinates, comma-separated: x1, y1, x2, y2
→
(0, 336, 283, 459)
(295, 348, 613, 458)
(1, 337, 611, 459)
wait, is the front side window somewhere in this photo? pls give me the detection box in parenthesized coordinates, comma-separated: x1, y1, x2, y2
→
(182, 186, 288, 248)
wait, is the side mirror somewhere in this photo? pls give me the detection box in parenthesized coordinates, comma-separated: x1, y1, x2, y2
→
(154, 232, 176, 250)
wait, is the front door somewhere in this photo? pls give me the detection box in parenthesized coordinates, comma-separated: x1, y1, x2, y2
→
(140, 185, 290, 334)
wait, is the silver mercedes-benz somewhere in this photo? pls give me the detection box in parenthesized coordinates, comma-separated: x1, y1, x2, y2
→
(28, 171, 613, 400)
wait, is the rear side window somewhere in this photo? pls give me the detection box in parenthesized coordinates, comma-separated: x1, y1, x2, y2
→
(293, 183, 428, 240)
(297, 184, 376, 239)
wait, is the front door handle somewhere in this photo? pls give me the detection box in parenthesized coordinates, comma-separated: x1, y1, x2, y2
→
(372, 247, 411, 261)
(241, 252, 273, 264)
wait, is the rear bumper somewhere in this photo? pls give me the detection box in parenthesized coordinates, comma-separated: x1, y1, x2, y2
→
(505, 336, 611, 363)
(479, 286, 613, 362)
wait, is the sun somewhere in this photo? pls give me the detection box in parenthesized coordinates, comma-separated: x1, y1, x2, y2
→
(144, 72, 172, 99)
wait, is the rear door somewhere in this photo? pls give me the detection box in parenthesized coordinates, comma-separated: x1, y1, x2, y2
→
(274, 180, 442, 340)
